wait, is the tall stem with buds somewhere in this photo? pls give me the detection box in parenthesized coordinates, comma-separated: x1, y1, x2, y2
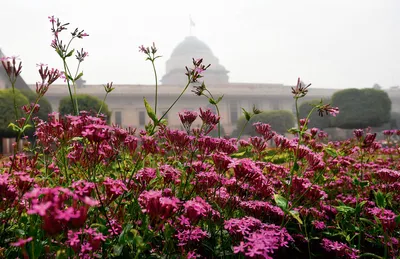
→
(49, 16, 89, 116)
(139, 43, 161, 115)
(1, 57, 22, 120)
(237, 106, 262, 140)
(98, 82, 115, 115)
(285, 78, 339, 213)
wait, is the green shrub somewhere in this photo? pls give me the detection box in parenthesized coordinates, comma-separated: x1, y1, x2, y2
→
(0, 89, 29, 138)
(331, 88, 391, 129)
(299, 99, 333, 129)
(59, 94, 111, 123)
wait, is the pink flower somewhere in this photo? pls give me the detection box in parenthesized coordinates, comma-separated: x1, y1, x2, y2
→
(179, 110, 198, 132)
(312, 220, 326, 230)
(11, 237, 33, 247)
(194, 67, 205, 74)
(176, 226, 209, 246)
(138, 45, 149, 54)
(48, 15, 55, 24)
(139, 190, 180, 221)
(184, 197, 213, 223)
(27, 201, 52, 216)
(187, 250, 199, 259)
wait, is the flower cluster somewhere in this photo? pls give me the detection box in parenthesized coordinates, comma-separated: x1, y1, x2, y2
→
(25, 187, 98, 235)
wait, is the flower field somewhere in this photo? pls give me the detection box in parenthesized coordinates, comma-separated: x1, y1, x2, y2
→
(0, 17, 399, 259)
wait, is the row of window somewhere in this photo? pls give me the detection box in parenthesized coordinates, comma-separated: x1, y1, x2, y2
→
(113, 101, 281, 126)
(114, 110, 168, 126)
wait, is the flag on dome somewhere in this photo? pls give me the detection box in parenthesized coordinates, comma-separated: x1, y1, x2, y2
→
(190, 16, 195, 27)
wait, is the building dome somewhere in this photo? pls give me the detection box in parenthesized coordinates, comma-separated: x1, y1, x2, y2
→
(170, 36, 213, 57)
(162, 36, 229, 85)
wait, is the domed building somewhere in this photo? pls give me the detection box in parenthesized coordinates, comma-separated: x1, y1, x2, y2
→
(161, 36, 229, 85)
(24, 35, 400, 145)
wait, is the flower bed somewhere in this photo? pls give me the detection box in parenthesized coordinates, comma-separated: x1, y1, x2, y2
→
(0, 16, 399, 259)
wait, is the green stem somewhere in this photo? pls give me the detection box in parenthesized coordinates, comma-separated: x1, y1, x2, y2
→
(215, 104, 221, 138)
(11, 81, 18, 120)
(383, 231, 388, 259)
(62, 59, 78, 115)
(151, 60, 159, 115)
(159, 80, 190, 122)
(285, 99, 317, 210)
(237, 120, 250, 140)
(204, 89, 222, 138)
(98, 92, 108, 115)
(150, 78, 191, 135)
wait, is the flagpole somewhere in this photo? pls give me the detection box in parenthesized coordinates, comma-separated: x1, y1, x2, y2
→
(189, 15, 192, 36)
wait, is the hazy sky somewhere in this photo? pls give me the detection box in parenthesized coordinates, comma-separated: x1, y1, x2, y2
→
(2, 0, 400, 89)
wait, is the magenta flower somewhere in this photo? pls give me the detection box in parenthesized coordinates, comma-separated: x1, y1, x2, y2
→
(179, 110, 198, 133)
(48, 15, 55, 24)
(184, 197, 213, 223)
(312, 220, 326, 230)
(176, 226, 209, 246)
(27, 201, 52, 216)
(11, 237, 33, 247)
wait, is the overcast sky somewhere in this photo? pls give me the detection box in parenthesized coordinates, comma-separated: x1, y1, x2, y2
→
(1, 0, 400, 89)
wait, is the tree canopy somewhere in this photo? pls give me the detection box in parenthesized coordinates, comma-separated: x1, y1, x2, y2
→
(299, 99, 333, 129)
(59, 94, 111, 123)
(233, 110, 295, 137)
(331, 88, 391, 129)
(0, 89, 29, 138)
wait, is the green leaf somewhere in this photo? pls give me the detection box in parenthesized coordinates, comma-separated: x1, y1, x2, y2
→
(288, 127, 299, 134)
(242, 108, 251, 121)
(215, 95, 224, 104)
(8, 122, 21, 132)
(230, 151, 246, 158)
(293, 162, 300, 172)
(14, 228, 25, 236)
(209, 98, 217, 105)
(113, 245, 123, 256)
(353, 178, 369, 188)
(65, 49, 75, 58)
(324, 147, 338, 158)
(360, 217, 374, 225)
(159, 118, 168, 126)
(66, 74, 74, 82)
(274, 194, 288, 211)
(143, 97, 158, 124)
(395, 215, 400, 225)
(374, 191, 386, 208)
(355, 200, 367, 215)
(118, 224, 133, 244)
(335, 205, 355, 215)
(21, 124, 33, 132)
(289, 210, 303, 224)
(74, 72, 84, 82)
(56, 48, 64, 59)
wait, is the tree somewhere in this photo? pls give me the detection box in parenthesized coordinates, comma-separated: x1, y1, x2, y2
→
(299, 99, 333, 129)
(331, 88, 391, 129)
(0, 89, 29, 138)
(233, 110, 295, 137)
(59, 94, 111, 123)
